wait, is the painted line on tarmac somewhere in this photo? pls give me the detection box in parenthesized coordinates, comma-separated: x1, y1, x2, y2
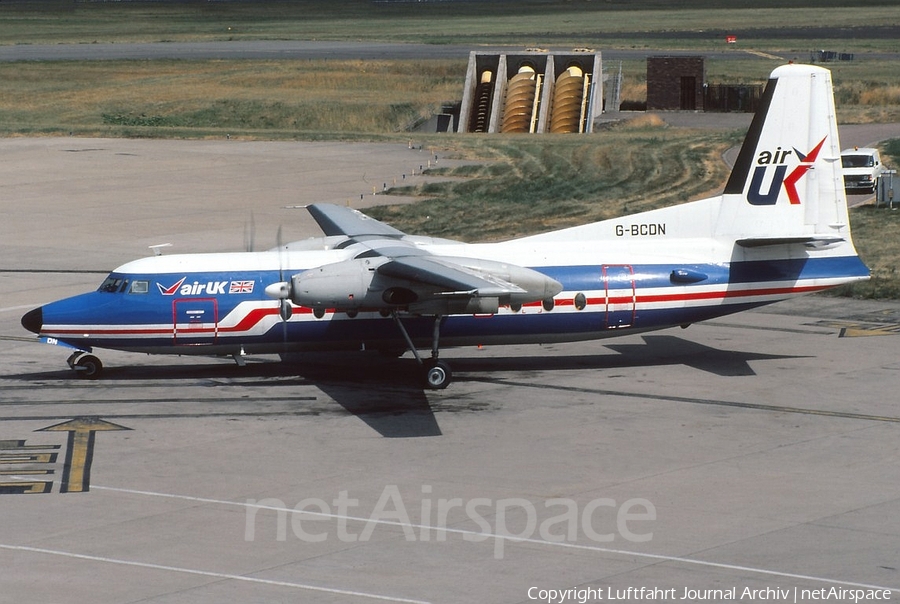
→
(471, 378, 900, 423)
(0, 304, 40, 314)
(0, 335, 38, 343)
(704, 320, 835, 335)
(0, 396, 315, 406)
(92, 485, 900, 595)
(0, 543, 432, 604)
(0, 411, 325, 422)
(0, 269, 109, 274)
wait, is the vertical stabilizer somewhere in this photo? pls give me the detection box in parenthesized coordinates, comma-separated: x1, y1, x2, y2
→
(715, 64, 849, 243)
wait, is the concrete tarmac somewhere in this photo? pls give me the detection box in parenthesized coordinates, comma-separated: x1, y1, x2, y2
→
(1, 138, 899, 603)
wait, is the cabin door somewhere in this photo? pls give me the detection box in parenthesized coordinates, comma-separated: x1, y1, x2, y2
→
(602, 265, 636, 329)
(173, 299, 218, 345)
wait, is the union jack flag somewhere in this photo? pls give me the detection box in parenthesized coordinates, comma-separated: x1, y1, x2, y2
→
(229, 280, 255, 294)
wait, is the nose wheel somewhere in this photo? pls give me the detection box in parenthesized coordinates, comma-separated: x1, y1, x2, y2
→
(66, 352, 104, 379)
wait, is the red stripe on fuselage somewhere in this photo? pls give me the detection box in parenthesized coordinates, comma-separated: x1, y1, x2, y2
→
(41, 283, 829, 340)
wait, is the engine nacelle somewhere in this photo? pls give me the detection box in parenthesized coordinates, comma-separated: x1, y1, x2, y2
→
(290, 258, 382, 310)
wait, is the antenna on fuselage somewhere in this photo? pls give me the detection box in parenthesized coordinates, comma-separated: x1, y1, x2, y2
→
(149, 243, 172, 257)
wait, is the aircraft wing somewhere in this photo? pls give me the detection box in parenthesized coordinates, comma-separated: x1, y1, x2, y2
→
(273, 204, 562, 314)
(377, 255, 525, 298)
(306, 203, 407, 238)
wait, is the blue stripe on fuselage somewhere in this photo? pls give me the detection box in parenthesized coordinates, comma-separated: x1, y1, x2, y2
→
(38, 254, 867, 351)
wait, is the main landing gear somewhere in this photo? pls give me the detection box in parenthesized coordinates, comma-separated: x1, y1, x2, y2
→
(66, 351, 103, 380)
(391, 312, 452, 390)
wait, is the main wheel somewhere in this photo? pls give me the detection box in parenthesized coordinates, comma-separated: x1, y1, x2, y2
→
(74, 354, 103, 379)
(423, 360, 452, 390)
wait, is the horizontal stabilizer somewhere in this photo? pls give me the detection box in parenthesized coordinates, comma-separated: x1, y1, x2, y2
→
(736, 236, 845, 248)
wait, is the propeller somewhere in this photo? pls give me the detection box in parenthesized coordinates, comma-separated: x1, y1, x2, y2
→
(261, 225, 295, 351)
(275, 226, 292, 325)
(244, 211, 255, 252)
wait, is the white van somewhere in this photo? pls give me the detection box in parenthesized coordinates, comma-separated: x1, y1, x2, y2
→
(841, 147, 884, 194)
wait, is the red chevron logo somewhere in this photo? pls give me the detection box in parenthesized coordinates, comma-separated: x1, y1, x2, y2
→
(157, 276, 186, 296)
(783, 137, 827, 205)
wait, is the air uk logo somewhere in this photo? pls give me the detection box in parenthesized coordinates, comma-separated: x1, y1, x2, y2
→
(157, 277, 254, 296)
(747, 137, 827, 206)
(157, 276, 186, 296)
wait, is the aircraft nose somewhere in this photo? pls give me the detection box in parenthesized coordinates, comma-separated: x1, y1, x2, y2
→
(21, 307, 43, 334)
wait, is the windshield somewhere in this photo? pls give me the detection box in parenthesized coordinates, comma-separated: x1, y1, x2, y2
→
(98, 275, 148, 294)
(99, 275, 128, 293)
(842, 155, 874, 168)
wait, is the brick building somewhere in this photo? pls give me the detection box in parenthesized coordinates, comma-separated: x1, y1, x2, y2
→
(646, 56, 705, 111)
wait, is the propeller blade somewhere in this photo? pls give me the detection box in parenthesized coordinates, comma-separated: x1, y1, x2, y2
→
(275, 225, 292, 337)
(244, 211, 256, 252)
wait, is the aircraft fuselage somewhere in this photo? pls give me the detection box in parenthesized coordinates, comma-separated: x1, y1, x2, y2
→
(24, 239, 867, 357)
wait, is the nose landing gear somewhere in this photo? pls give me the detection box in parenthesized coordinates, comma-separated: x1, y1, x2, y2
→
(67, 352, 103, 379)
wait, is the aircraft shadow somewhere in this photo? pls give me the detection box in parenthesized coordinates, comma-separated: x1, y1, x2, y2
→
(7, 352, 442, 439)
(450, 334, 802, 378)
(279, 352, 443, 438)
(6, 335, 802, 437)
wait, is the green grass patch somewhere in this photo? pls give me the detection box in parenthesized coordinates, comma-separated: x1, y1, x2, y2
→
(882, 138, 900, 166)
(0, 1, 897, 52)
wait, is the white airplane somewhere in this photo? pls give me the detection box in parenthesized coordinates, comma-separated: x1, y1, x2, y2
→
(21, 64, 869, 389)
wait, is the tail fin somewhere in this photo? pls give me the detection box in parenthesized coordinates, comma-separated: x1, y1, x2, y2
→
(714, 64, 850, 245)
(514, 63, 863, 261)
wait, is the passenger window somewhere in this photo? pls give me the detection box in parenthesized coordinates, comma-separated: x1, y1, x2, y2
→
(574, 293, 587, 310)
(130, 280, 149, 294)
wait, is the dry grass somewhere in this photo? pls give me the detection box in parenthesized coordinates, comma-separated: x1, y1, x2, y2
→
(0, 60, 465, 136)
(859, 85, 900, 106)
(613, 114, 668, 129)
(367, 127, 736, 241)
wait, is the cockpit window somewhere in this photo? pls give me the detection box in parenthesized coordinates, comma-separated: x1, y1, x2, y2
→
(99, 276, 125, 293)
(98, 275, 134, 294)
(130, 280, 149, 294)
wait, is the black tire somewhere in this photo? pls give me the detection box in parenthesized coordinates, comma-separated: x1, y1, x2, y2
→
(75, 355, 103, 379)
(423, 360, 452, 390)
